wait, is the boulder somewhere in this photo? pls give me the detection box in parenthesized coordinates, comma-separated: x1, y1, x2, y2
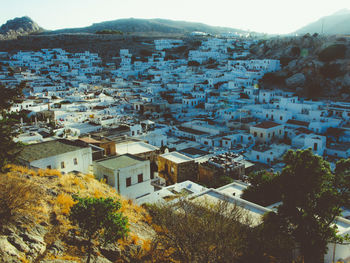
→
(286, 73, 306, 88)
(7, 233, 30, 253)
(342, 73, 350, 86)
(0, 235, 21, 260)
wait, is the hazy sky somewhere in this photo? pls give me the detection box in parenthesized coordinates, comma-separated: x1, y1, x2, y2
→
(0, 0, 350, 34)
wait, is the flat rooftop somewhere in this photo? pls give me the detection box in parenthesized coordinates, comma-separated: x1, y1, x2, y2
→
(217, 181, 249, 198)
(95, 154, 146, 170)
(18, 139, 86, 162)
(253, 121, 281, 129)
(116, 141, 159, 155)
(160, 151, 194, 164)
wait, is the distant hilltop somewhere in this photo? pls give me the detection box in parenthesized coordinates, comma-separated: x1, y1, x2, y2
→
(294, 9, 350, 35)
(42, 17, 249, 36)
(0, 16, 43, 40)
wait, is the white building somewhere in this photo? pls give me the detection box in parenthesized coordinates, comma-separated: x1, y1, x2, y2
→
(17, 139, 92, 174)
(250, 121, 284, 143)
(93, 154, 154, 200)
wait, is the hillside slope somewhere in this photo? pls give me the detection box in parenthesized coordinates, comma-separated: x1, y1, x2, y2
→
(294, 9, 350, 35)
(0, 165, 154, 262)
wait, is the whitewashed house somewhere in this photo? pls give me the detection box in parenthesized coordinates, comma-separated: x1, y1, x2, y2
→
(17, 139, 92, 174)
(93, 154, 154, 200)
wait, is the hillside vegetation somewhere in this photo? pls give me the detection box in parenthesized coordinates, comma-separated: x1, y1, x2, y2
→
(0, 165, 154, 262)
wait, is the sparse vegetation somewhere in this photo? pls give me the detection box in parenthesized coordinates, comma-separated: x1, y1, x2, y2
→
(95, 29, 123, 35)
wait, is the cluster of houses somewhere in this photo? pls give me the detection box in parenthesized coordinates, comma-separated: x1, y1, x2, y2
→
(2, 34, 350, 262)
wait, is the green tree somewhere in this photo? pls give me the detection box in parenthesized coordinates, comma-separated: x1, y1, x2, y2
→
(334, 158, 350, 208)
(242, 170, 282, 206)
(271, 149, 344, 263)
(69, 196, 129, 263)
(0, 85, 22, 171)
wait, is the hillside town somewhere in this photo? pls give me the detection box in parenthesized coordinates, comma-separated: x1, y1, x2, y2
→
(1, 33, 350, 261)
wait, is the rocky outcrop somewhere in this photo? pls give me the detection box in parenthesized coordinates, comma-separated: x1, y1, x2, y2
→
(286, 73, 306, 88)
(250, 34, 350, 100)
(0, 16, 43, 40)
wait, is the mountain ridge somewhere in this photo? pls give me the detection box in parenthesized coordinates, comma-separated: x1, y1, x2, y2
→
(294, 9, 350, 35)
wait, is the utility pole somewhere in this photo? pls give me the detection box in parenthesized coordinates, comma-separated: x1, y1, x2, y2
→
(321, 18, 325, 35)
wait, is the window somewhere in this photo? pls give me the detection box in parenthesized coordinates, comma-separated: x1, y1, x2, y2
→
(256, 155, 260, 160)
(280, 116, 283, 120)
(314, 143, 318, 151)
(47, 165, 52, 169)
(171, 167, 174, 173)
(138, 173, 143, 183)
(73, 158, 78, 165)
(279, 130, 282, 134)
(103, 175, 108, 184)
(61, 161, 65, 169)
(260, 133, 263, 138)
(126, 177, 131, 187)
(254, 132, 257, 137)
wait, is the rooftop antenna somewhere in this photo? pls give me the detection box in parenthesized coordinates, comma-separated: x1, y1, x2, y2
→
(321, 18, 325, 35)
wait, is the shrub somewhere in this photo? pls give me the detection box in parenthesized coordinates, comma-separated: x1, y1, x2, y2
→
(69, 196, 129, 263)
(188, 60, 200, 66)
(290, 46, 301, 57)
(318, 44, 346, 62)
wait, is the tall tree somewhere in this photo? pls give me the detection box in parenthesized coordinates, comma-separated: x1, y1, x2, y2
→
(272, 149, 343, 263)
(0, 85, 22, 171)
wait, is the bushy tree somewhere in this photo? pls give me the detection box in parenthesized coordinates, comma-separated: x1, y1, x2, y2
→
(0, 85, 22, 171)
(69, 196, 129, 263)
(269, 149, 345, 263)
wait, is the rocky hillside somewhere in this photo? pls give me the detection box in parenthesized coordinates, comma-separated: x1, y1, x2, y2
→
(0, 165, 154, 262)
(249, 34, 350, 100)
(294, 9, 350, 35)
(0, 17, 43, 40)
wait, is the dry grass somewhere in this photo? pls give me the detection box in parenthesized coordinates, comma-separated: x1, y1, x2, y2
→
(0, 172, 46, 226)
